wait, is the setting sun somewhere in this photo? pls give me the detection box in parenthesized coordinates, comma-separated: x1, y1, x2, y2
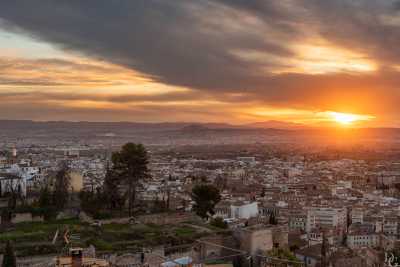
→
(327, 111, 375, 126)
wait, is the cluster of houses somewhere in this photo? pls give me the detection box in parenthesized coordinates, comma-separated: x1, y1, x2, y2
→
(2, 144, 400, 266)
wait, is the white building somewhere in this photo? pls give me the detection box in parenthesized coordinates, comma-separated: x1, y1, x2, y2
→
(383, 216, 398, 236)
(237, 157, 256, 163)
(214, 201, 231, 219)
(347, 231, 379, 249)
(0, 173, 27, 197)
(306, 207, 347, 233)
(289, 213, 307, 231)
(337, 180, 352, 189)
(230, 202, 259, 219)
(351, 208, 364, 224)
(5, 163, 42, 187)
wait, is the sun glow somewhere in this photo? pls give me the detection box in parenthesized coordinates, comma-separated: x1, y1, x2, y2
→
(327, 111, 375, 125)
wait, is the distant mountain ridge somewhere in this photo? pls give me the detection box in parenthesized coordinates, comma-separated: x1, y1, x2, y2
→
(244, 120, 307, 130)
(0, 119, 398, 130)
(0, 119, 399, 135)
(1, 120, 400, 145)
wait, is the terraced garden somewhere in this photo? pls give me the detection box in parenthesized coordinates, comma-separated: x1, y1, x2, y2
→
(0, 219, 209, 257)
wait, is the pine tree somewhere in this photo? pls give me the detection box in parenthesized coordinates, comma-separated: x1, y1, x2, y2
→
(53, 163, 71, 210)
(191, 184, 221, 219)
(103, 165, 124, 213)
(269, 212, 278, 225)
(38, 186, 52, 208)
(38, 185, 57, 220)
(321, 231, 328, 267)
(111, 143, 149, 217)
(2, 241, 16, 267)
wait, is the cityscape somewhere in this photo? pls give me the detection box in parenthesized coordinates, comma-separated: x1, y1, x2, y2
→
(1, 1, 400, 267)
(1, 122, 400, 267)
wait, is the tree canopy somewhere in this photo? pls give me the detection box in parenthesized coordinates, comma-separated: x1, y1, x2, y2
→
(269, 212, 278, 225)
(210, 217, 228, 229)
(111, 143, 149, 217)
(191, 184, 221, 219)
(53, 163, 71, 210)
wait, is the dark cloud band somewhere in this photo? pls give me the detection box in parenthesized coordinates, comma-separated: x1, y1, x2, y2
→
(0, 0, 399, 124)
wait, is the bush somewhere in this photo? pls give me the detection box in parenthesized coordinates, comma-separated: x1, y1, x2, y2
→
(267, 248, 300, 262)
(210, 217, 228, 229)
(13, 206, 57, 221)
(92, 212, 113, 220)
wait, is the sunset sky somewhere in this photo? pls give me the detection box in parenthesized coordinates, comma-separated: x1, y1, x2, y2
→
(0, 0, 400, 127)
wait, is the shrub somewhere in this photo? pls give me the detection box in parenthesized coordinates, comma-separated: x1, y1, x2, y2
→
(210, 217, 228, 229)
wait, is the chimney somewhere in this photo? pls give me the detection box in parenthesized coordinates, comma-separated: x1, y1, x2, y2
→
(70, 248, 83, 267)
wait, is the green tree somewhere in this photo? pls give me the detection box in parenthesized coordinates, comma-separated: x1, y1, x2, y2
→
(5, 175, 24, 210)
(269, 212, 278, 225)
(103, 166, 125, 213)
(321, 231, 329, 267)
(79, 188, 106, 216)
(191, 184, 221, 219)
(162, 179, 171, 210)
(2, 240, 16, 267)
(37, 185, 57, 220)
(53, 163, 71, 210)
(38, 186, 52, 208)
(267, 248, 301, 263)
(111, 143, 149, 217)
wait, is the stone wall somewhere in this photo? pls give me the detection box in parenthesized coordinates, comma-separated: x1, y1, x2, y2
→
(137, 212, 200, 225)
(10, 212, 44, 224)
(235, 227, 273, 255)
(271, 225, 289, 249)
(11, 212, 32, 224)
(99, 212, 201, 225)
